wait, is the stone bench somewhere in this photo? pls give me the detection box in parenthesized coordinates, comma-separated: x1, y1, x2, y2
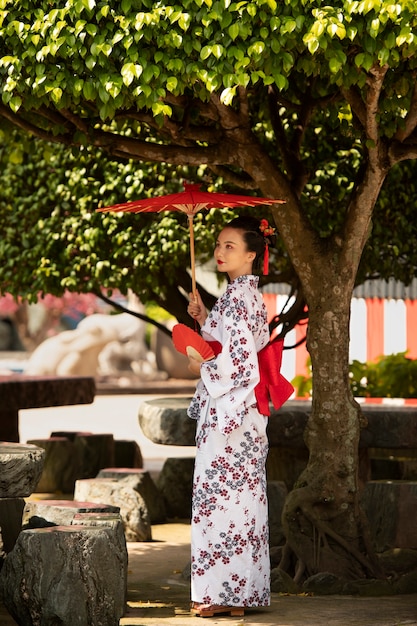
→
(138, 398, 417, 550)
(138, 398, 417, 485)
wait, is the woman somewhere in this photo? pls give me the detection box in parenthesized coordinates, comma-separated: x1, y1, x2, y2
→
(187, 216, 274, 618)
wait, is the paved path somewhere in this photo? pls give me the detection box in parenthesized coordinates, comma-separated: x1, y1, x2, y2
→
(1, 522, 416, 625)
(122, 523, 417, 626)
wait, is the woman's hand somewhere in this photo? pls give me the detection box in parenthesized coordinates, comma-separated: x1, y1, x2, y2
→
(187, 290, 208, 326)
(188, 355, 202, 376)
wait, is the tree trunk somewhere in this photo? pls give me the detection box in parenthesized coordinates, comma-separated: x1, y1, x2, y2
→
(281, 269, 382, 581)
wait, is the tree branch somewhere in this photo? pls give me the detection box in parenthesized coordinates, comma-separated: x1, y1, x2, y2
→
(0, 103, 72, 145)
(395, 78, 417, 142)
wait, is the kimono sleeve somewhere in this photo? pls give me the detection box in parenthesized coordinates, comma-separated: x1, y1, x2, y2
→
(200, 298, 261, 434)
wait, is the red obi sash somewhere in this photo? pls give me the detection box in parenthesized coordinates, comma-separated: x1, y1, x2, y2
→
(206, 339, 294, 416)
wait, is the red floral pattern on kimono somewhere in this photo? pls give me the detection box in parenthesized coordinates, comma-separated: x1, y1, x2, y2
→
(187, 275, 271, 608)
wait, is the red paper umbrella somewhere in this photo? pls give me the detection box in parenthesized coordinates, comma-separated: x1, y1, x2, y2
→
(97, 182, 285, 297)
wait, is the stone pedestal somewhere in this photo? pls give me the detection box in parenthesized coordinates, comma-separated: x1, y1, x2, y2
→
(97, 468, 166, 523)
(267, 481, 288, 547)
(0, 443, 45, 498)
(71, 512, 128, 604)
(114, 439, 143, 468)
(0, 498, 25, 554)
(27, 437, 80, 493)
(0, 525, 126, 625)
(361, 480, 417, 551)
(74, 478, 152, 541)
(0, 442, 45, 558)
(157, 457, 195, 519)
(51, 431, 115, 480)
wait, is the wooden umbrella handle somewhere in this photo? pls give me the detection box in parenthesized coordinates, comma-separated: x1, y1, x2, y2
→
(188, 215, 197, 301)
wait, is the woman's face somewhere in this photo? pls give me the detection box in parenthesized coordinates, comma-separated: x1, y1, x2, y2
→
(214, 227, 256, 280)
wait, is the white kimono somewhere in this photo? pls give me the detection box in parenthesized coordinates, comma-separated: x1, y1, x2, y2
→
(187, 274, 270, 607)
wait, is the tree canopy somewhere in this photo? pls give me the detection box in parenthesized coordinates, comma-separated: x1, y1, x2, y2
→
(2, 0, 417, 582)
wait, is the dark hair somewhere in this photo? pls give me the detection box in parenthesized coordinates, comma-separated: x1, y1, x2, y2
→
(226, 216, 274, 274)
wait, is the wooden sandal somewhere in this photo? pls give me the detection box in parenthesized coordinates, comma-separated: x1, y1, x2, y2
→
(191, 603, 245, 618)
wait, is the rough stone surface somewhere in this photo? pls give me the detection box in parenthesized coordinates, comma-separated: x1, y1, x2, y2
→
(73, 433, 115, 479)
(270, 567, 300, 594)
(26, 437, 80, 493)
(379, 548, 417, 575)
(138, 397, 196, 446)
(0, 525, 126, 625)
(361, 480, 417, 550)
(97, 468, 166, 523)
(342, 578, 396, 596)
(71, 512, 128, 603)
(113, 440, 143, 469)
(267, 480, 287, 547)
(303, 572, 344, 595)
(393, 569, 417, 594)
(157, 457, 195, 519)
(0, 443, 45, 498)
(74, 478, 152, 541)
(266, 446, 310, 490)
(138, 398, 417, 450)
(51, 431, 115, 479)
(22, 499, 120, 529)
(0, 498, 25, 554)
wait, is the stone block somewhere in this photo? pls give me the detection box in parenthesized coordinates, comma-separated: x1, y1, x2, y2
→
(97, 468, 166, 523)
(138, 397, 197, 446)
(0, 498, 25, 554)
(0, 525, 126, 625)
(114, 439, 143, 468)
(267, 481, 287, 547)
(26, 437, 80, 493)
(71, 512, 128, 604)
(74, 478, 152, 541)
(51, 431, 115, 479)
(361, 480, 417, 551)
(22, 499, 120, 529)
(266, 446, 309, 491)
(0, 443, 45, 498)
(157, 457, 195, 519)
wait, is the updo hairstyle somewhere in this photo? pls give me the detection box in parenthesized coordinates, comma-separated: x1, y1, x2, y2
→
(226, 215, 275, 274)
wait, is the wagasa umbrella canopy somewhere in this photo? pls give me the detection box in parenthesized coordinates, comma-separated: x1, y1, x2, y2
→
(97, 182, 285, 296)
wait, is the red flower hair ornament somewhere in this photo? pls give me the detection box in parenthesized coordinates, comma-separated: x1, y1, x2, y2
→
(259, 219, 276, 275)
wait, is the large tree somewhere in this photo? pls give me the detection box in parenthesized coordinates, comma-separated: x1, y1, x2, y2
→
(2, 0, 417, 580)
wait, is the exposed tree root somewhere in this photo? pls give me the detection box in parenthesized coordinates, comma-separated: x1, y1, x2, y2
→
(281, 485, 385, 581)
